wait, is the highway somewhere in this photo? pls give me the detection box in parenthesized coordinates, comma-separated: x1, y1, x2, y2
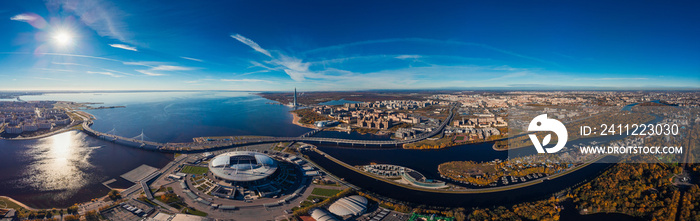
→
(78, 105, 456, 153)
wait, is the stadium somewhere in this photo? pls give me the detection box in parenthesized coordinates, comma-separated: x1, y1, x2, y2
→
(203, 150, 306, 199)
(208, 151, 279, 184)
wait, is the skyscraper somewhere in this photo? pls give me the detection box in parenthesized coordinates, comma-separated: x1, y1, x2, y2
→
(293, 88, 297, 108)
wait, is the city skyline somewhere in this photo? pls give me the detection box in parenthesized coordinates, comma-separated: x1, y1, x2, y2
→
(0, 0, 698, 91)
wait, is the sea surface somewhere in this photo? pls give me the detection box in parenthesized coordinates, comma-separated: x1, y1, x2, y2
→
(0, 131, 172, 208)
(0, 91, 312, 208)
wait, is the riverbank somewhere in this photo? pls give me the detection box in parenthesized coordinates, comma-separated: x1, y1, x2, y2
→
(1, 108, 96, 141)
(290, 111, 318, 129)
(0, 196, 37, 211)
(1, 126, 78, 141)
(308, 147, 607, 194)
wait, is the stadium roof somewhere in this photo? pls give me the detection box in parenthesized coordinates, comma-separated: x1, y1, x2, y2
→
(310, 208, 339, 221)
(209, 151, 278, 182)
(328, 195, 368, 217)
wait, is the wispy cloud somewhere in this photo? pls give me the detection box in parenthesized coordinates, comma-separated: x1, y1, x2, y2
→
(40, 53, 124, 63)
(109, 44, 137, 51)
(575, 77, 649, 80)
(86, 71, 122, 77)
(303, 38, 558, 66)
(135, 70, 166, 76)
(249, 61, 276, 71)
(33, 77, 67, 81)
(231, 34, 272, 57)
(51, 62, 89, 67)
(232, 35, 414, 83)
(51, 61, 134, 76)
(269, 54, 312, 81)
(220, 79, 273, 83)
(36, 68, 76, 73)
(10, 14, 35, 22)
(181, 57, 203, 62)
(124, 62, 194, 76)
(232, 69, 271, 77)
(50, 0, 131, 42)
(231, 35, 312, 81)
(100, 68, 134, 76)
(395, 55, 421, 59)
(184, 78, 217, 84)
(9, 13, 48, 29)
(152, 65, 194, 71)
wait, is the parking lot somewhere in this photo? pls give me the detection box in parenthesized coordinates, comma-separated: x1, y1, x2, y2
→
(101, 199, 154, 221)
(102, 206, 144, 221)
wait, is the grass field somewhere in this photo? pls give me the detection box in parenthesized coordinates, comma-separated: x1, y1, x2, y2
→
(182, 207, 208, 217)
(306, 195, 327, 202)
(0, 197, 27, 211)
(181, 165, 209, 174)
(311, 188, 342, 197)
(408, 213, 455, 221)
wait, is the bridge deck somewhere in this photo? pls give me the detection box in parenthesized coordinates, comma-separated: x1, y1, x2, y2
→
(80, 106, 456, 153)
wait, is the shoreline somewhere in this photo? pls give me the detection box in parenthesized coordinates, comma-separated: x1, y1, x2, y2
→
(1, 108, 94, 141)
(311, 147, 606, 194)
(290, 111, 318, 129)
(0, 196, 38, 211)
(1, 125, 77, 141)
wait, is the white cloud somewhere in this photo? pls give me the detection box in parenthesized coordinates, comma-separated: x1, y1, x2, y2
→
(152, 65, 194, 71)
(220, 79, 273, 83)
(233, 69, 271, 77)
(231, 34, 272, 57)
(36, 68, 76, 73)
(33, 77, 67, 81)
(269, 54, 313, 81)
(230, 35, 555, 88)
(51, 0, 131, 42)
(124, 62, 193, 71)
(42, 52, 124, 63)
(395, 55, 421, 59)
(51, 62, 88, 66)
(109, 44, 137, 51)
(10, 14, 35, 22)
(123, 61, 150, 66)
(303, 38, 558, 66)
(100, 68, 134, 76)
(124, 62, 194, 76)
(575, 77, 649, 80)
(136, 70, 166, 76)
(230, 35, 315, 82)
(50, 62, 134, 76)
(249, 61, 276, 71)
(86, 71, 122, 77)
(181, 57, 203, 62)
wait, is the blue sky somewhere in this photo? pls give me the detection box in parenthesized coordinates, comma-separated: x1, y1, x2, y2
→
(0, 0, 698, 91)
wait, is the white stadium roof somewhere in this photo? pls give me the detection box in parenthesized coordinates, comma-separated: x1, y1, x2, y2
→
(328, 195, 368, 217)
(310, 208, 339, 221)
(208, 151, 278, 182)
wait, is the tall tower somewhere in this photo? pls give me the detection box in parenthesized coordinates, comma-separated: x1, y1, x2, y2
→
(293, 88, 297, 108)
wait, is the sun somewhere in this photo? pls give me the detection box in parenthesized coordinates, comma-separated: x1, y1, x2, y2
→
(52, 30, 73, 47)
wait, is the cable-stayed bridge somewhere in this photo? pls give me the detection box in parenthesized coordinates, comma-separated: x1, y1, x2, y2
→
(80, 106, 455, 153)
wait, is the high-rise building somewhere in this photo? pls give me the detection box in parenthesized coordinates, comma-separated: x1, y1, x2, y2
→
(294, 88, 297, 108)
